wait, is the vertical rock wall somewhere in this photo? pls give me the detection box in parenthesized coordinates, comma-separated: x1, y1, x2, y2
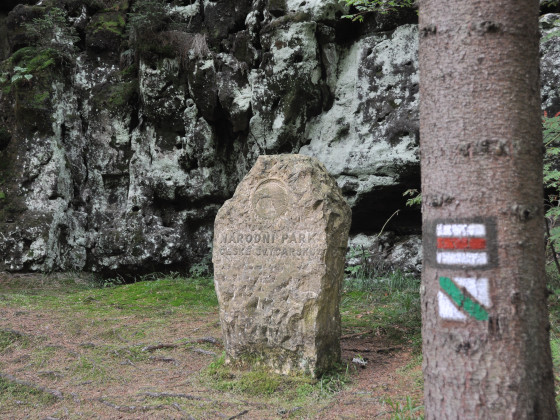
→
(0, 1, 558, 275)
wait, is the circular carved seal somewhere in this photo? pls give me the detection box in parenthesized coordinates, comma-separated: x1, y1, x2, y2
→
(252, 179, 289, 219)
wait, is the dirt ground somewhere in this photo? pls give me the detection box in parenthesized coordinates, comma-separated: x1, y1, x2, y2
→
(0, 274, 423, 419)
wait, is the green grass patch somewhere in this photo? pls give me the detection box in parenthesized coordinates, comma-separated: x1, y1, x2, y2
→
(0, 329, 29, 353)
(342, 270, 422, 350)
(68, 276, 217, 313)
(381, 395, 424, 420)
(71, 354, 112, 383)
(93, 12, 126, 35)
(29, 345, 58, 369)
(546, 264, 560, 413)
(107, 79, 138, 110)
(0, 376, 57, 410)
(204, 352, 351, 402)
(9, 47, 58, 74)
(0, 274, 218, 316)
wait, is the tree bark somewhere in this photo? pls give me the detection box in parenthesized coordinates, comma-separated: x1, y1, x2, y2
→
(419, 0, 557, 418)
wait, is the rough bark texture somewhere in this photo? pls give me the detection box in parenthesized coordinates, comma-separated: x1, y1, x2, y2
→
(419, 0, 557, 418)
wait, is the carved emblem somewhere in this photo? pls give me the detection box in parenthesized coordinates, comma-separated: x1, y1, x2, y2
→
(252, 179, 289, 219)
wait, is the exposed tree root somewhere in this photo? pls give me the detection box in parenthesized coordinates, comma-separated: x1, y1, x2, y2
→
(0, 372, 63, 400)
(228, 409, 249, 419)
(0, 328, 25, 338)
(344, 346, 403, 353)
(340, 330, 374, 340)
(192, 348, 216, 356)
(98, 397, 164, 413)
(141, 343, 181, 352)
(141, 392, 204, 400)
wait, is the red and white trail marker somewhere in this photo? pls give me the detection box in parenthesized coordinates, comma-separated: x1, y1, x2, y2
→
(436, 223, 488, 267)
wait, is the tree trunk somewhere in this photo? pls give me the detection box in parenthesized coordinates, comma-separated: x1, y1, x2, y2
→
(419, 0, 557, 418)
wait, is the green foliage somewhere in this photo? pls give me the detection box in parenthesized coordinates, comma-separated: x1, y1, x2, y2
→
(0, 376, 57, 408)
(0, 47, 59, 118)
(381, 396, 424, 419)
(204, 352, 349, 400)
(546, 266, 560, 413)
(23, 7, 79, 55)
(129, 0, 168, 35)
(10, 66, 33, 84)
(189, 253, 213, 278)
(342, 270, 422, 350)
(403, 189, 421, 207)
(5, 47, 57, 91)
(206, 353, 296, 396)
(0, 329, 28, 353)
(91, 13, 127, 36)
(0, 274, 217, 314)
(345, 245, 379, 281)
(107, 79, 138, 109)
(10, 47, 57, 73)
(544, 112, 560, 255)
(77, 275, 218, 312)
(340, 0, 415, 22)
(98, 274, 125, 288)
(316, 366, 352, 395)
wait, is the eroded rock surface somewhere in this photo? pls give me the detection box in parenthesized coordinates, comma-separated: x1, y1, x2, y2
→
(0, 2, 559, 275)
(213, 154, 351, 376)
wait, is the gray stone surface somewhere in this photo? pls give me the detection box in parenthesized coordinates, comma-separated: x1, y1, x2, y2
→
(347, 233, 422, 275)
(541, 14, 560, 115)
(213, 154, 351, 376)
(1, 3, 559, 275)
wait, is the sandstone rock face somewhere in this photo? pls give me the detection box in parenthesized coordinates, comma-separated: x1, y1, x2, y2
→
(213, 154, 351, 376)
(541, 14, 560, 115)
(347, 233, 422, 275)
(300, 24, 420, 232)
(0, 3, 559, 275)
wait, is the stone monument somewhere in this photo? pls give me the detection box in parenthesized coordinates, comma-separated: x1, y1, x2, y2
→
(212, 154, 351, 376)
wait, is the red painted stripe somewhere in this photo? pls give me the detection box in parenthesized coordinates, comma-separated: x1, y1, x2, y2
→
(437, 237, 486, 250)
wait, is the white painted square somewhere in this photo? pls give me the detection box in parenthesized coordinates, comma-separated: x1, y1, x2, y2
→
(438, 291, 467, 321)
(436, 251, 488, 266)
(436, 223, 486, 237)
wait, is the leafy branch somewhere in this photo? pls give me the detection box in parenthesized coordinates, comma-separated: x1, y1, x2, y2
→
(340, 0, 416, 22)
(543, 111, 560, 274)
(23, 7, 79, 56)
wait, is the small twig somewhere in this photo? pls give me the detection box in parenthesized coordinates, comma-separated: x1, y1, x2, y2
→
(142, 343, 180, 352)
(149, 356, 176, 363)
(196, 336, 220, 346)
(171, 402, 196, 419)
(545, 218, 560, 276)
(344, 346, 403, 353)
(0, 372, 63, 400)
(141, 392, 203, 400)
(228, 410, 249, 420)
(376, 209, 400, 239)
(340, 330, 373, 340)
(192, 348, 216, 356)
(98, 398, 162, 413)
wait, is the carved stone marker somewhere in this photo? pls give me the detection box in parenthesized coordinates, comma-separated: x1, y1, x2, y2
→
(212, 154, 351, 376)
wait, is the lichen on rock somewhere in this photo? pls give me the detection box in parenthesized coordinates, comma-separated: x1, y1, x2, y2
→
(0, 1, 558, 277)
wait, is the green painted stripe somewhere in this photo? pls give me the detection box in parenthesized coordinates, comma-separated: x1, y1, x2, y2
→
(439, 276, 489, 321)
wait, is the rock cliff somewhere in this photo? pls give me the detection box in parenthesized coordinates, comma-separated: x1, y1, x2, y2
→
(0, 1, 558, 276)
